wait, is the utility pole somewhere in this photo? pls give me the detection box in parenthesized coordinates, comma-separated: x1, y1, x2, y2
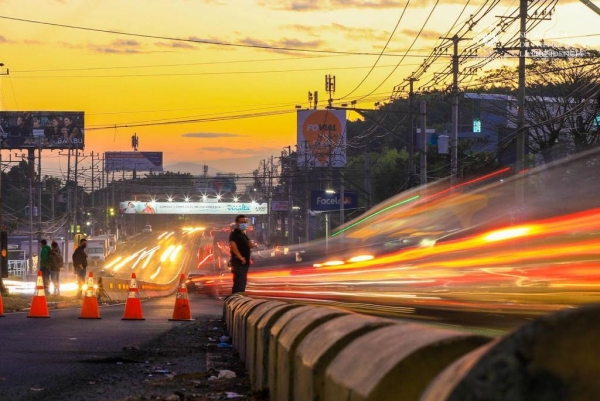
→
(406, 77, 418, 187)
(91, 151, 95, 236)
(420, 100, 427, 186)
(37, 143, 42, 240)
(440, 34, 469, 185)
(496, 0, 551, 205)
(303, 141, 310, 243)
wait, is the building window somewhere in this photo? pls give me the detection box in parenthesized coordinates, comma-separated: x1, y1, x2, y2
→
(473, 118, 482, 133)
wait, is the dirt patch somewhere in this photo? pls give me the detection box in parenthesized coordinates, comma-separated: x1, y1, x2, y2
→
(29, 316, 269, 401)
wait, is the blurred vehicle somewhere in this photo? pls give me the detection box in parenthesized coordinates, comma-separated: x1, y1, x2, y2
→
(142, 224, 152, 233)
(186, 272, 206, 293)
(87, 238, 109, 263)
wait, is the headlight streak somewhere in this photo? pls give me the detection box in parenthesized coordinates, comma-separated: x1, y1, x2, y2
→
(141, 248, 158, 269)
(113, 249, 146, 271)
(241, 208, 600, 304)
(170, 245, 183, 262)
(104, 256, 122, 269)
(160, 245, 176, 263)
(129, 247, 149, 270)
(150, 265, 161, 280)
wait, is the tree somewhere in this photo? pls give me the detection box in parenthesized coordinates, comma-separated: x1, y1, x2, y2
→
(476, 49, 600, 162)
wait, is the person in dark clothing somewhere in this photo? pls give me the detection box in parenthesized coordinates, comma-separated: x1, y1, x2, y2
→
(72, 238, 88, 298)
(49, 241, 63, 295)
(39, 239, 52, 294)
(229, 214, 256, 294)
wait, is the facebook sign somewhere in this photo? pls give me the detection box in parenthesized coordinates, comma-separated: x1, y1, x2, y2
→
(311, 190, 358, 212)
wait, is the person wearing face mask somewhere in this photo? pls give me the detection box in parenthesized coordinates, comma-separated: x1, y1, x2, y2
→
(72, 238, 88, 298)
(229, 214, 256, 294)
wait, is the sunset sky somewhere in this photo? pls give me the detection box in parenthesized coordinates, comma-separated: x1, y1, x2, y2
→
(0, 0, 598, 180)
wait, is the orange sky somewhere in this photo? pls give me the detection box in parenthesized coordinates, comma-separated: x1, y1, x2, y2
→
(0, 0, 598, 178)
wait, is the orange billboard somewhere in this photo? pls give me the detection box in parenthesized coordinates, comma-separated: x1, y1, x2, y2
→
(297, 109, 346, 168)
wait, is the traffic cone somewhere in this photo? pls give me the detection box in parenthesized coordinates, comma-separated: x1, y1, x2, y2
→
(0, 291, 5, 317)
(28, 271, 50, 318)
(79, 272, 101, 319)
(122, 273, 145, 320)
(169, 273, 193, 321)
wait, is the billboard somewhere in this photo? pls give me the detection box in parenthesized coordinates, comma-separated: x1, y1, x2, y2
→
(0, 111, 84, 150)
(297, 109, 346, 168)
(105, 152, 163, 172)
(311, 190, 357, 212)
(120, 201, 267, 215)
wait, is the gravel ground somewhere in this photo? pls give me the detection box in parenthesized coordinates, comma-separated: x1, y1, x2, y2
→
(25, 315, 268, 401)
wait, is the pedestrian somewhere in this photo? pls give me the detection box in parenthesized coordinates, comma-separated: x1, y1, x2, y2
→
(229, 214, 256, 294)
(72, 238, 88, 298)
(49, 241, 63, 295)
(39, 239, 52, 294)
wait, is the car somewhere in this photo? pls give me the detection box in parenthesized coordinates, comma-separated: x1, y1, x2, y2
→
(142, 224, 152, 233)
(186, 272, 206, 293)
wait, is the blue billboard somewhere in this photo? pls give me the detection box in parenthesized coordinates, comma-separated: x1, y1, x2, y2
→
(311, 190, 357, 212)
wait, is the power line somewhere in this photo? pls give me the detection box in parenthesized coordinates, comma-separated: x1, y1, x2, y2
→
(0, 14, 445, 57)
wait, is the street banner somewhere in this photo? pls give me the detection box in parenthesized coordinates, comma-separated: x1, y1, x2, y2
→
(120, 201, 268, 215)
(297, 109, 346, 168)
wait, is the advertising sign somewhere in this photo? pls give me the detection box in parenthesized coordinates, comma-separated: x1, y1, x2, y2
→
(297, 109, 346, 168)
(120, 201, 268, 215)
(271, 200, 289, 212)
(194, 175, 237, 194)
(105, 152, 163, 172)
(0, 111, 85, 150)
(311, 190, 357, 212)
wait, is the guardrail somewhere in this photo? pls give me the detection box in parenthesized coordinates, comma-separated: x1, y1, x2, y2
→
(224, 295, 600, 401)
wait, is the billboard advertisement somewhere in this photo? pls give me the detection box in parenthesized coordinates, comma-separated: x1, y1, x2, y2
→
(311, 190, 357, 212)
(105, 152, 163, 172)
(297, 109, 346, 168)
(0, 111, 84, 150)
(120, 201, 267, 215)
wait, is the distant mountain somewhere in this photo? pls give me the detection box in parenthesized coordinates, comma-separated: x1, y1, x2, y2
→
(162, 162, 225, 176)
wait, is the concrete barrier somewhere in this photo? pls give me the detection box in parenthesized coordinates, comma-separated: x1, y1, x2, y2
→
(223, 294, 250, 332)
(233, 299, 269, 361)
(294, 314, 396, 401)
(225, 296, 600, 401)
(420, 304, 600, 401)
(253, 303, 301, 390)
(323, 323, 490, 401)
(244, 300, 287, 370)
(268, 306, 317, 398)
(275, 307, 349, 401)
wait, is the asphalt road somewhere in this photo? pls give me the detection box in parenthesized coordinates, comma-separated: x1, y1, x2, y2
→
(0, 293, 224, 400)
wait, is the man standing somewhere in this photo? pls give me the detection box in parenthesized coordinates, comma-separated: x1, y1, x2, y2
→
(229, 215, 256, 294)
(72, 238, 88, 298)
(39, 239, 52, 294)
(49, 241, 63, 295)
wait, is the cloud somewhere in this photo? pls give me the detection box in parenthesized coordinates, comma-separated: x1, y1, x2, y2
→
(183, 132, 248, 138)
(87, 39, 143, 54)
(399, 29, 442, 41)
(199, 145, 281, 155)
(238, 36, 324, 53)
(258, 0, 407, 11)
(154, 41, 197, 49)
(280, 23, 391, 42)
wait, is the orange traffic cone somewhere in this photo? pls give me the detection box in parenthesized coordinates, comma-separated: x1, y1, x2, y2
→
(0, 290, 4, 317)
(122, 273, 145, 320)
(28, 271, 50, 318)
(169, 274, 193, 321)
(79, 272, 101, 319)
